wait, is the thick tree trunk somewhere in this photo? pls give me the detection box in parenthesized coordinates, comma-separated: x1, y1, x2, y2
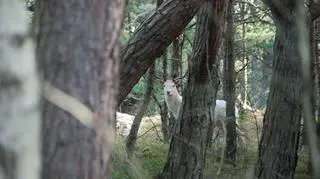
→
(253, 2, 302, 179)
(118, 0, 206, 104)
(0, 1, 41, 179)
(125, 64, 155, 156)
(224, 0, 237, 163)
(160, 1, 227, 178)
(35, 0, 125, 178)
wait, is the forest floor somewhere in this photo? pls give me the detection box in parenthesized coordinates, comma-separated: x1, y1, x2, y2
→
(111, 110, 313, 179)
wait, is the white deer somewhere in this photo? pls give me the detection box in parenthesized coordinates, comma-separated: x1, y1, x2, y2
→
(164, 79, 241, 125)
(164, 79, 244, 174)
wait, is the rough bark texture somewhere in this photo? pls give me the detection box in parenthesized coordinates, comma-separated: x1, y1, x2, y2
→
(125, 64, 154, 156)
(161, 51, 171, 142)
(158, 0, 170, 143)
(35, 0, 125, 178)
(310, 0, 320, 21)
(160, 1, 226, 178)
(118, 0, 206, 104)
(0, 1, 41, 179)
(253, 1, 302, 178)
(224, 0, 237, 163)
(172, 38, 180, 79)
(316, 18, 320, 122)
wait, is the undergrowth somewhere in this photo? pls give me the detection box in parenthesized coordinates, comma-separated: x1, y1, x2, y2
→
(111, 112, 313, 179)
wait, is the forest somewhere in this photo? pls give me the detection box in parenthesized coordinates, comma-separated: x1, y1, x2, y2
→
(0, 0, 320, 178)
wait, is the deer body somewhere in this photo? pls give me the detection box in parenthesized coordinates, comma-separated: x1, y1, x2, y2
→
(164, 80, 240, 125)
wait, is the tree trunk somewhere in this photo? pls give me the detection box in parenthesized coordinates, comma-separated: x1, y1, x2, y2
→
(224, 0, 236, 163)
(172, 38, 181, 79)
(253, 2, 303, 179)
(298, 2, 320, 176)
(161, 50, 171, 142)
(160, 1, 227, 178)
(0, 1, 41, 178)
(125, 64, 155, 156)
(306, 16, 318, 174)
(157, 0, 170, 143)
(118, 0, 206, 104)
(240, 3, 248, 108)
(35, 0, 125, 178)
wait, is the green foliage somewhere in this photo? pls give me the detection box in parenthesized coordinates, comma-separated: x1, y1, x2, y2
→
(111, 114, 312, 179)
(111, 137, 168, 179)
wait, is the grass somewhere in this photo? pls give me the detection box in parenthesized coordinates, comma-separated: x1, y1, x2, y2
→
(111, 112, 313, 179)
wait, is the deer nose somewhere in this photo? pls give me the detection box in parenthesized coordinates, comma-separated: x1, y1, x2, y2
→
(167, 91, 171, 95)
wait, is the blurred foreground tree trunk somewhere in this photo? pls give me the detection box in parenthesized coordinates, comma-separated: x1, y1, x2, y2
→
(118, 0, 206, 104)
(0, 1, 41, 178)
(160, 0, 227, 178)
(35, 0, 125, 178)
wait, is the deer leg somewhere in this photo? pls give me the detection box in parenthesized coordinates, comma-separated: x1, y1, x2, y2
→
(217, 120, 226, 175)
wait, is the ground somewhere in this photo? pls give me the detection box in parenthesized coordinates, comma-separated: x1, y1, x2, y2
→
(111, 110, 313, 179)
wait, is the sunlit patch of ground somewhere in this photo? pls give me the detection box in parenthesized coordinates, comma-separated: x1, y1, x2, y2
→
(111, 110, 313, 179)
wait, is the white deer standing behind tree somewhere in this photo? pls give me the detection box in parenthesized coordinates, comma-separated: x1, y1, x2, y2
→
(163, 79, 244, 174)
(163, 80, 182, 119)
(164, 79, 241, 126)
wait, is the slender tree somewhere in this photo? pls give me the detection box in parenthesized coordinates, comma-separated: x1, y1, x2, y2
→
(125, 64, 155, 156)
(35, 0, 125, 178)
(0, 0, 41, 178)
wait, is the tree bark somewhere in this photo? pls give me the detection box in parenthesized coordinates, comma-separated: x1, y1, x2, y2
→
(118, 0, 206, 104)
(253, 1, 303, 178)
(297, 1, 320, 177)
(240, 2, 248, 109)
(161, 50, 171, 142)
(0, 1, 41, 179)
(157, 0, 170, 143)
(310, 0, 320, 21)
(35, 0, 125, 178)
(172, 38, 181, 79)
(125, 64, 155, 156)
(160, 0, 227, 178)
(224, 0, 237, 163)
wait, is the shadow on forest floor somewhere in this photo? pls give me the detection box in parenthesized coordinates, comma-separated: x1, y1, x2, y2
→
(111, 110, 313, 179)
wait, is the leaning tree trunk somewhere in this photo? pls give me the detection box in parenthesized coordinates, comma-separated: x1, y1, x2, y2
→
(253, 1, 303, 178)
(0, 1, 41, 179)
(35, 0, 125, 178)
(224, 0, 237, 163)
(160, 1, 227, 178)
(118, 0, 206, 104)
